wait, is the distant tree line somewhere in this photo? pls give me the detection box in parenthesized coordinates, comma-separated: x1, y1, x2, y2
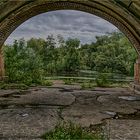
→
(3, 32, 137, 84)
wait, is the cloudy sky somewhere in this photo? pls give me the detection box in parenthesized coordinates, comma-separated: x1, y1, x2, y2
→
(5, 10, 118, 44)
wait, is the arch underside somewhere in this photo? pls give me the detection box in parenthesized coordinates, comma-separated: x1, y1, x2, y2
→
(0, 0, 140, 54)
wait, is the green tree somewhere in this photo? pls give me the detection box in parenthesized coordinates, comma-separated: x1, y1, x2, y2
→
(4, 39, 44, 84)
(63, 38, 81, 73)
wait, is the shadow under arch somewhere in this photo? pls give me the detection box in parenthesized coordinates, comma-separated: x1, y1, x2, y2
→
(0, 0, 140, 55)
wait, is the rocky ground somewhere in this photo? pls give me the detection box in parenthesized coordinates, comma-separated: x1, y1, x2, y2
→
(0, 84, 140, 140)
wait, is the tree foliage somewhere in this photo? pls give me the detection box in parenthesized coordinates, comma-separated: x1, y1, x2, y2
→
(3, 32, 137, 84)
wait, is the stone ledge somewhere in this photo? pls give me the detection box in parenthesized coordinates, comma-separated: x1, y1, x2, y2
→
(106, 119, 140, 140)
(129, 82, 140, 94)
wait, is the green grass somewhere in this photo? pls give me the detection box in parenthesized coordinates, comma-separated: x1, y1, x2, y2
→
(41, 80, 53, 86)
(80, 80, 129, 89)
(63, 79, 74, 85)
(0, 82, 29, 90)
(0, 79, 52, 90)
(81, 82, 95, 89)
(41, 122, 105, 140)
(109, 82, 129, 88)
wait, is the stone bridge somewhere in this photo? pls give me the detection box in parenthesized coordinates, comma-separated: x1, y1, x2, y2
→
(0, 0, 140, 83)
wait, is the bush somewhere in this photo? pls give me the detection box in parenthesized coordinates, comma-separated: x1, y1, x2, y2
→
(95, 73, 109, 87)
(41, 80, 53, 86)
(63, 79, 73, 85)
(4, 39, 44, 85)
(41, 121, 105, 140)
(81, 82, 95, 89)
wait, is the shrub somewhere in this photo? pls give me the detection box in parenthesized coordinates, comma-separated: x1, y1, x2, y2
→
(95, 73, 109, 87)
(63, 79, 73, 85)
(41, 80, 53, 86)
(41, 121, 105, 140)
(81, 82, 95, 89)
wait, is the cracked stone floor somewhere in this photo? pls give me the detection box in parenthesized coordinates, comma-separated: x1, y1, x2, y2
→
(0, 84, 140, 140)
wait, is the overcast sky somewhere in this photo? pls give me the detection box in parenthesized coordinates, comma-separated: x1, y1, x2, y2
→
(5, 10, 118, 45)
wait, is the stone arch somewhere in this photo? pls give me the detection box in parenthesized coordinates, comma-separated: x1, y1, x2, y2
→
(0, 1, 140, 53)
(0, 0, 140, 81)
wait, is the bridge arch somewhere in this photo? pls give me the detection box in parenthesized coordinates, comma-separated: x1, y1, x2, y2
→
(0, 0, 140, 82)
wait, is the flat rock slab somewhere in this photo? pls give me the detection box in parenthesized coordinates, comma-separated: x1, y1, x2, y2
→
(0, 86, 140, 139)
(118, 95, 140, 101)
(62, 105, 112, 127)
(0, 108, 59, 138)
(97, 94, 140, 113)
(106, 120, 140, 140)
(7, 88, 76, 106)
(0, 89, 20, 97)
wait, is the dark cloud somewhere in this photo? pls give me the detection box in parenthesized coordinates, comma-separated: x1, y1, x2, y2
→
(5, 10, 118, 44)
